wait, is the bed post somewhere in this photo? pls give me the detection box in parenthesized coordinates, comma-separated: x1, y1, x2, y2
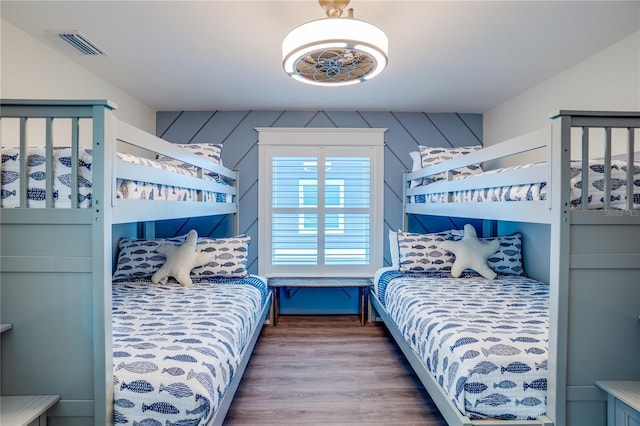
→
(402, 170, 409, 231)
(233, 168, 240, 235)
(547, 111, 572, 426)
(91, 101, 117, 425)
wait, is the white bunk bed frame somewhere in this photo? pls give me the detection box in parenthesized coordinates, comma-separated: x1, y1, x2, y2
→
(0, 99, 267, 425)
(376, 110, 640, 426)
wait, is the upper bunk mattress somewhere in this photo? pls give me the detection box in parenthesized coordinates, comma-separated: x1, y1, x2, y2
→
(1, 146, 232, 208)
(112, 276, 268, 426)
(411, 160, 640, 210)
(374, 270, 549, 421)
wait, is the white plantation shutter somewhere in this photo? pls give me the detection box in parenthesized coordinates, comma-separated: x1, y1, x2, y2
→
(271, 155, 370, 265)
(258, 128, 385, 277)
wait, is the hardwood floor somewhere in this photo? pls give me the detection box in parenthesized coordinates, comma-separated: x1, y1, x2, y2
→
(224, 315, 448, 426)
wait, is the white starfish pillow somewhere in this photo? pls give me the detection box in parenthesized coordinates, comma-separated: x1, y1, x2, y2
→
(439, 224, 500, 279)
(151, 230, 213, 286)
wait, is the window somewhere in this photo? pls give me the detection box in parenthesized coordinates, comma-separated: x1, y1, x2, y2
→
(299, 178, 344, 234)
(258, 128, 385, 278)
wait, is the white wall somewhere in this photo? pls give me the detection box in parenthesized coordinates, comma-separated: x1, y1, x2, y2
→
(484, 31, 640, 145)
(484, 31, 640, 283)
(0, 19, 155, 132)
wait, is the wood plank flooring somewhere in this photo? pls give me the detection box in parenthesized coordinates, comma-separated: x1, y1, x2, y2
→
(224, 315, 448, 426)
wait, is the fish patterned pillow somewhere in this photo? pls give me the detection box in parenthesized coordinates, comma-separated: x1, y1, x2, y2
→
(397, 230, 457, 273)
(481, 232, 526, 276)
(112, 236, 185, 280)
(449, 231, 526, 276)
(418, 145, 483, 185)
(113, 234, 252, 280)
(156, 143, 223, 172)
(191, 234, 251, 278)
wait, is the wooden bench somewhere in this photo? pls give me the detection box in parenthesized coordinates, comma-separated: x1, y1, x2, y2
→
(268, 277, 372, 326)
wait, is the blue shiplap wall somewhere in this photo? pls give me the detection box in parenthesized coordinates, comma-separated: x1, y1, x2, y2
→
(155, 110, 482, 313)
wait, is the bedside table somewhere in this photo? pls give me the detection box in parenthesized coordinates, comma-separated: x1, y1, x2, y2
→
(268, 277, 372, 326)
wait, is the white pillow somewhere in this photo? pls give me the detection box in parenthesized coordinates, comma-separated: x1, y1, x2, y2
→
(389, 230, 399, 269)
(151, 230, 214, 286)
(439, 224, 500, 279)
(447, 230, 527, 276)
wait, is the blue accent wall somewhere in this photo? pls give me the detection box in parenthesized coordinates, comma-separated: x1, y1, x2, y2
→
(156, 110, 482, 313)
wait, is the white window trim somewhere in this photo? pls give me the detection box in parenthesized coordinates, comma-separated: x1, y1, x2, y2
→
(257, 127, 386, 278)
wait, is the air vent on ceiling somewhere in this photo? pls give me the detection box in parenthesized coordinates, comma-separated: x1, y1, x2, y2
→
(56, 31, 108, 56)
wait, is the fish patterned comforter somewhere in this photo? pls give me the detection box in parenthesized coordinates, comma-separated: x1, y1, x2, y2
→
(412, 160, 640, 210)
(112, 277, 268, 426)
(375, 270, 549, 421)
(1, 146, 231, 208)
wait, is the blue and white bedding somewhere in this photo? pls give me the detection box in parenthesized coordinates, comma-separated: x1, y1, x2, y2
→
(1, 146, 232, 208)
(375, 269, 549, 421)
(412, 160, 640, 210)
(112, 276, 268, 425)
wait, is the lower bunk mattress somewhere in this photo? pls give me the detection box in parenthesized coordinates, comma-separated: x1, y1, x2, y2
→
(374, 270, 549, 421)
(111, 276, 269, 425)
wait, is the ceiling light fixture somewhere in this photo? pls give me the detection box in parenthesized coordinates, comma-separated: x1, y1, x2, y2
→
(282, 0, 388, 86)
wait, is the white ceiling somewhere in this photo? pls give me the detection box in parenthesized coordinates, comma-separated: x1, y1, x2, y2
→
(2, 1, 639, 113)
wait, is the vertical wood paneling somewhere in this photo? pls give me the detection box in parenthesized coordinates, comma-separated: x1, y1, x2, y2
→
(156, 110, 483, 276)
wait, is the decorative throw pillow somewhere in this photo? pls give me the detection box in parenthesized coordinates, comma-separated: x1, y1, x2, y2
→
(418, 145, 483, 185)
(448, 230, 526, 276)
(481, 232, 526, 276)
(151, 230, 214, 286)
(389, 230, 400, 269)
(397, 230, 456, 273)
(439, 224, 500, 279)
(156, 143, 223, 171)
(191, 234, 251, 278)
(113, 235, 185, 280)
